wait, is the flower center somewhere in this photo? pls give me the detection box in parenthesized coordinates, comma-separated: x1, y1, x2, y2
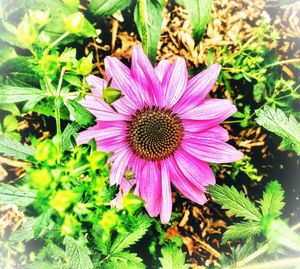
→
(126, 106, 184, 161)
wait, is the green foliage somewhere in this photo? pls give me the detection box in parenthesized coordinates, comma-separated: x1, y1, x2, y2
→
(207, 184, 262, 221)
(222, 222, 261, 244)
(159, 240, 189, 269)
(182, 0, 213, 44)
(260, 181, 285, 218)
(0, 114, 21, 140)
(103, 252, 145, 269)
(64, 236, 93, 269)
(0, 85, 46, 104)
(66, 99, 96, 127)
(89, 0, 132, 17)
(61, 122, 81, 152)
(134, 0, 166, 63)
(0, 135, 35, 161)
(0, 183, 36, 206)
(256, 105, 300, 155)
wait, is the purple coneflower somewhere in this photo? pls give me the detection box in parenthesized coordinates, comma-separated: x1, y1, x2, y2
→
(77, 45, 243, 223)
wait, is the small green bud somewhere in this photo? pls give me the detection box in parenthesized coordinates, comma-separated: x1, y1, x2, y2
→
(17, 15, 37, 46)
(38, 31, 51, 46)
(29, 10, 49, 27)
(103, 87, 122, 105)
(39, 55, 60, 76)
(88, 151, 107, 171)
(50, 190, 77, 215)
(30, 168, 52, 190)
(122, 193, 144, 215)
(99, 210, 119, 234)
(125, 170, 135, 180)
(35, 140, 60, 166)
(64, 12, 85, 34)
(77, 53, 94, 76)
(61, 214, 80, 236)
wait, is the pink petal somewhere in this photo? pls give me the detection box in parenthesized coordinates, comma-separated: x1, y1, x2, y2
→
(140, 161, 162, 217)
(110, 149, 133, 185)
(166, 156, 207, 204)
(174, 148, 215, 186)
(96, 137, 126, 153)
(86, 75, 107, 97)
(185, 126, 230, 142)
(105, 56, 143, 108)
(162, 57, 188, 108)
(78, 95, 130, 121)
(180, 99, 236, 120)
(181, 137, 244, 163)
(160, 160, 172, 224)
(155, 60, 171, 82)
(131, 45, 163, 106)
(173, 64, 221, 113)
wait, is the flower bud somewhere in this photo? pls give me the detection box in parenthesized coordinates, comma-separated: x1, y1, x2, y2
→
(35, 139, 60, 166)
(103, 87, 122, 105)
(64, 12, 85, 34)
(99, 210, 119, 234)
(29, 10, 49, 27)
(17, 15, 37, 46)
(122, 193, 144, 214)
(30, 168, 52, 190)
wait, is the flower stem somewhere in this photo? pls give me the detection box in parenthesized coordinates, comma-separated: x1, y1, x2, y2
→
(228, 222, 300, 269)
(264, 58, 300, 69)
(49, 31, 70, 49)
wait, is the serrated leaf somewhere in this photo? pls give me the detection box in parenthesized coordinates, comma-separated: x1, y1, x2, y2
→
(3, 114, 18, 132)
(208, 184, 262, 221)
(0, 183, 36, 206)
(231, 238, 255, 265)
(9, 218, 36, 242)
(0, 135, 35, 161)
(89, 0, 131, 17)
(260, 180, 285, 217)
(66, 99, 96, 127)
(109, 213, 152, 255)
(134, 0, 166, 64)
(34, 209, 55, 238)
(183, 0, 212, 44)
(222, 222, 261, 244)
(64, 236, 93, 269)
(159, 243, 189, 269)
(104, 252, 146, 269)
(0, 85, 45, 104)
(256, 106, 300, 155)
(61, 122, 81, 152)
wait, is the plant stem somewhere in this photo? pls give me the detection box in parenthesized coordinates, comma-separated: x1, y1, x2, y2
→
(54, 102, 62, 136)
(57, 67, 66, 96)
(49, 31, 70, 49)
(264, 58, 300, 69)
(236, 257, 300, 269)
(229, 222, 300, 269)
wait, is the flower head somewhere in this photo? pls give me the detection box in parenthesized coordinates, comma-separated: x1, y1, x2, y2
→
(77, 45, 243, 223)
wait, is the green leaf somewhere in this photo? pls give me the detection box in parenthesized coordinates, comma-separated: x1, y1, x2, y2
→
(104, 252, 146, 269)
(109, 213, 152, 255)
(260, 180, 285, 218)
(183, 0, 212, 44)
(159, 242, 189, 269)
(61, 122, 81, 152)
(89, 0, 132, 17)
(66, 99, 96, 127)
(0, 85, 45, 104)
(9, 218, 36, 242)
(0, 103, 20, 115)
(3, 114, 18, 132)
(34, 209, 55, 238)
(256, 105, 300, 155)
(0, 135, 35, 161)
(134, 0, 166, 64)
(231, 238, 255, 265)
(0, 183, 36, 206)
(222, 222, 261, 244)
(64, 236, 93, 269)
(208, 184, 262, 221)
(0, 56, 39, 87)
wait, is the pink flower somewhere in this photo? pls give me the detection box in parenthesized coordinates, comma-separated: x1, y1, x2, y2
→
(77, 45, 243, 223)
